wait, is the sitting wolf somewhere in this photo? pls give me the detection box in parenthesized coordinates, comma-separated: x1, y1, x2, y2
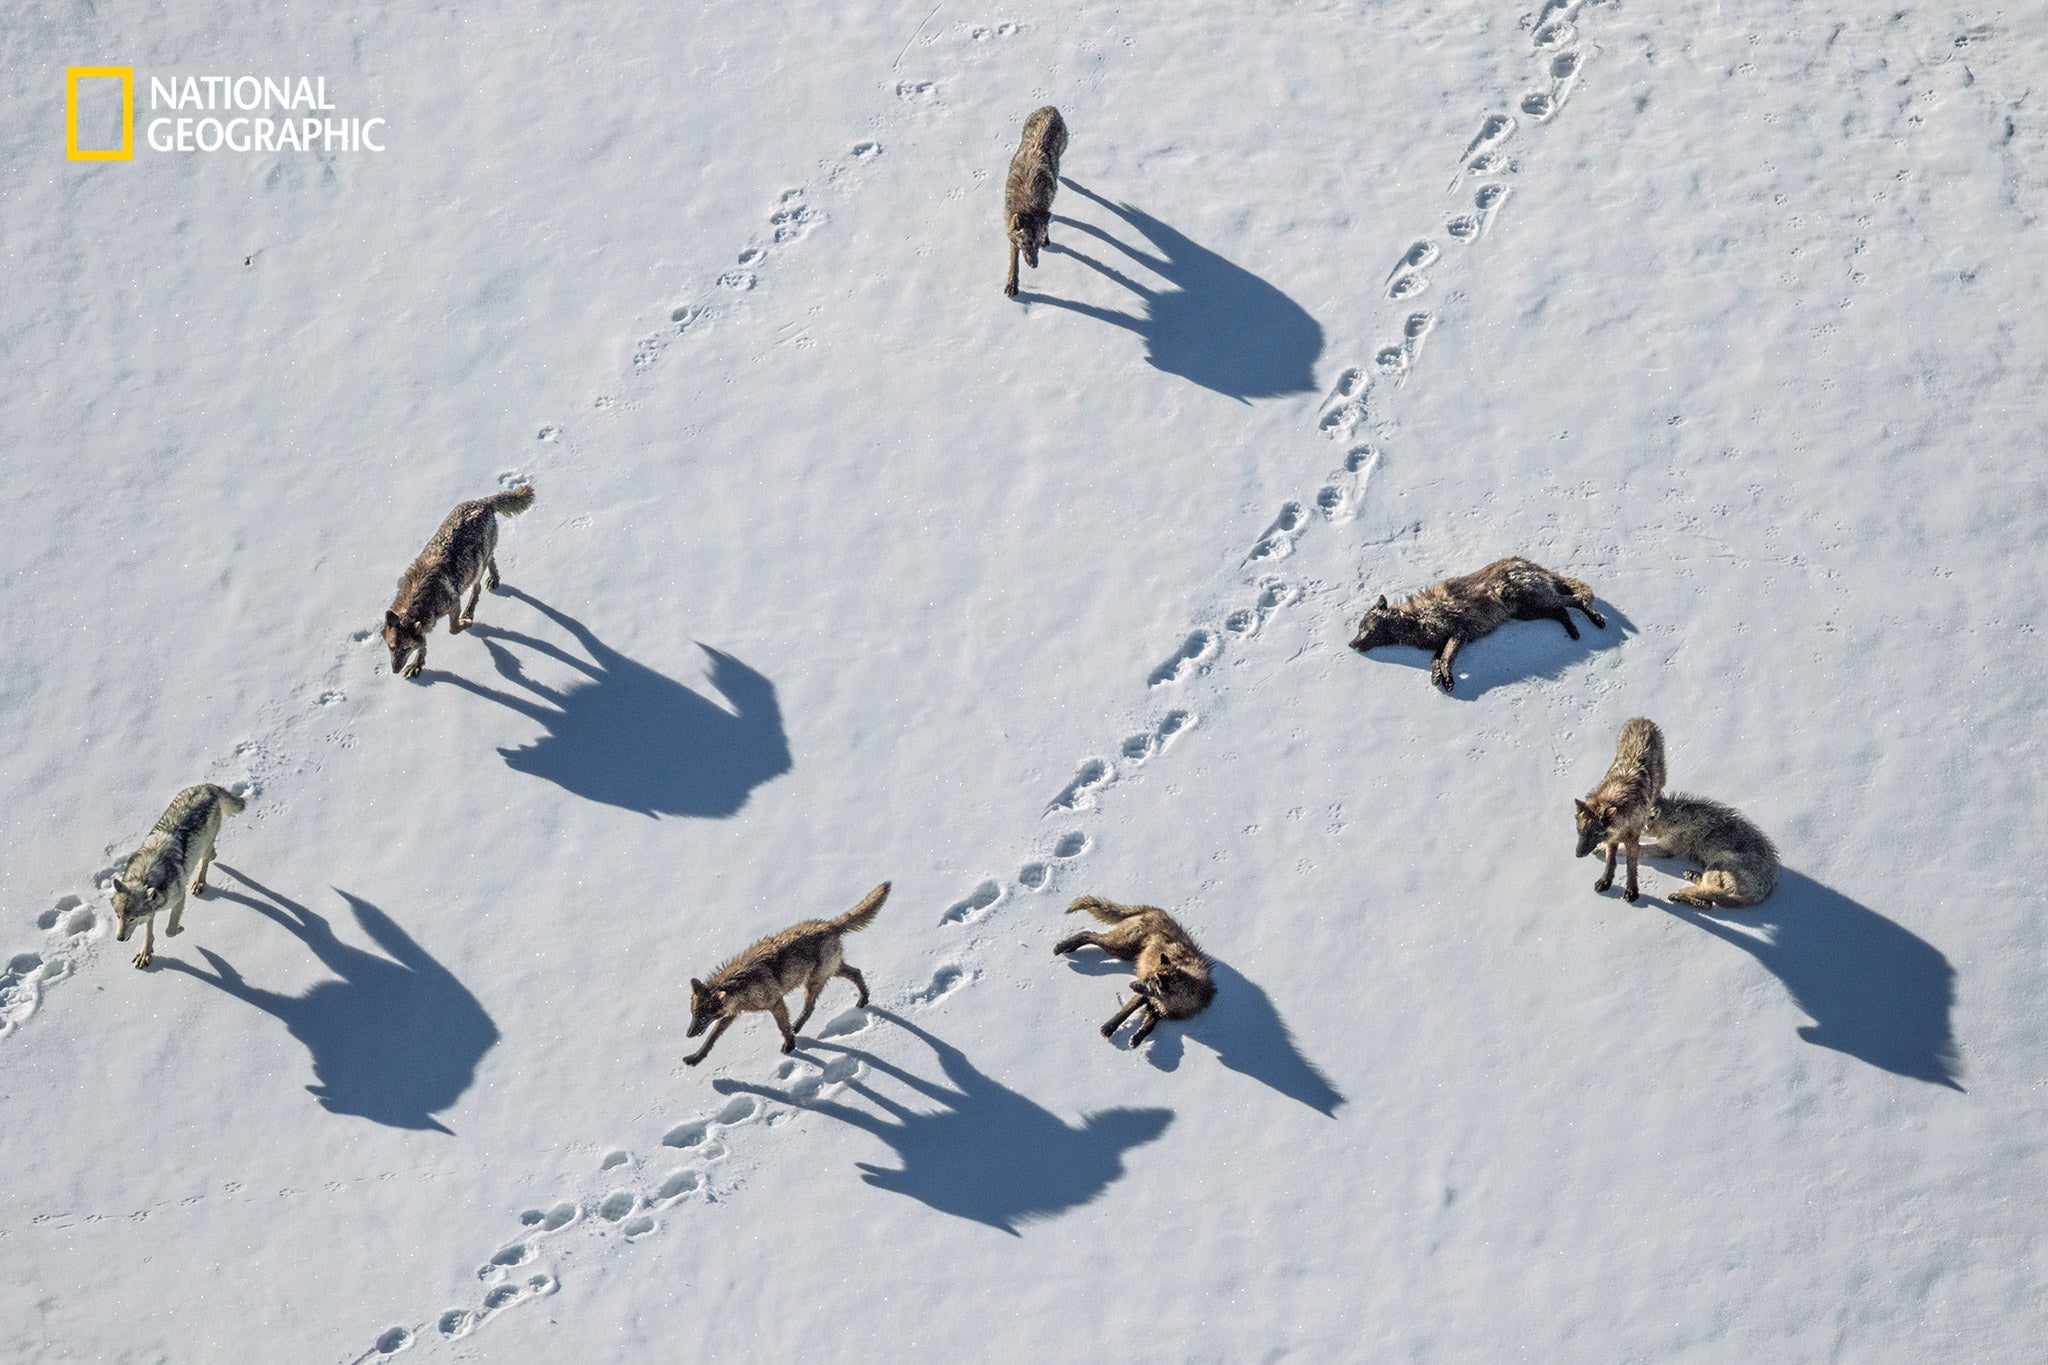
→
(1646, 794, 1780, 909)
(112, 783, 246, 969)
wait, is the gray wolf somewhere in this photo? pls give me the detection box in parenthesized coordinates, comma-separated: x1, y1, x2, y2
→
(383, 485, 536, 678)
(1575, 717, 1667, 902)
(112, 783, 246, 968)
(1055, 896, 1215, 1048)
(1349, 556, 1605, 693)
(686, 882, 889, 1065)
(1004, 106, 1068, 297)
(1645, 794, 1779, 908)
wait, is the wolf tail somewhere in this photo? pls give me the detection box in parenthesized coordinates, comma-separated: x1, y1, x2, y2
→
(1065, 895, 1144, 923)
(490, 485, 537, 517)
(832, 882, 890, 934)
(210, 784, 248, 816)
(1561, 574, 1596, 601)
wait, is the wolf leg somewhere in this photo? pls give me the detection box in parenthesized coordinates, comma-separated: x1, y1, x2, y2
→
(1431, 637, 1462, 693)
(1004, 241, 1021, 298)
(1594, 842, 1617, 894)
(456, 581, 482, 632)
(792, 982, 823, 1036)
(402, 644, 425, 679)
(1622, 835, 1641, 902)
(836, 963, 869, 1008)
(1573, 598, 1607, 629)
(486, 555, 501, 591)
(1128, 1004, 1163, 1048)
(1055, 931, 1110, 956)
(1550, 606, 1581, 640)
(165, 884, 189, 938)
(683, 1016, 733, 1066)
(190, 845, 215, 897)
(769, 999, 798, 1054)
(132, 915, 155, 969)
(1100, 993, 1147, 1039)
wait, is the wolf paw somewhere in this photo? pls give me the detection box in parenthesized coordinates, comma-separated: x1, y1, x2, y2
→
(1593, 876, 1613, 893)
(401, 659, 423, 679)
(1432, 668, 1455, 693)
(165, 924, 183, 937)
(451, 619, 472, 634)
(132, 949, 152, 969)
(1588, 610, 1607, 629)
(1622, 887, 1640, 903)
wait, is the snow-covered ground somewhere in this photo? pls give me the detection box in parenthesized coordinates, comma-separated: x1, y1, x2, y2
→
(4, 1, 2046, 1359)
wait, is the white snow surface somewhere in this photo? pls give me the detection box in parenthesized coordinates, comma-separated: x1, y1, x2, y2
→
(4, 1, 2047, 1360)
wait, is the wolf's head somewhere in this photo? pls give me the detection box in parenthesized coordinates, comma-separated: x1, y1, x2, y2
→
(110, 876, 161, 942)
(686, 979, 729, 1038)
(383, 610, 427, 675)
(1573, 798, 1614, 857)
(1348, 595, 1400, 653)
(1008, 211, 1048, 268)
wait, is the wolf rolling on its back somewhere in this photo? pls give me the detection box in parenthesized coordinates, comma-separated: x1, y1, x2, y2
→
(1646, 793, 1780, 909)
(1003, 105, 1068, 298)
(383, 485, 536, 679)
(1055, 896, 1216, 1048)
(1349, 556, 1606, 693)
(112, 783, 246, 969)
(685, 883, 889, 1065)
(1574, 717, 1667, 902)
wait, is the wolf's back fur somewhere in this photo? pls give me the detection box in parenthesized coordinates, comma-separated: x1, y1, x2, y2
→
(1349, 556, 1605, 693)
(685, 883, 889, 1064)
(1647, 793, 1780, 908)
(1575, 718, 1667, 901)
(384, 485, 535, 676)
(1003, 106, 1068, 297)
(113, 783, 245, 967)
(1056, 896, 1216, 1047)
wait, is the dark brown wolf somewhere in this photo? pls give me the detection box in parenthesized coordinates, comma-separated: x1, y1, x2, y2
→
(1055, 896, 1215, 1048)
(1003, 106, 1068, 297)
(685, 883, 889, 1065)
(383, 485, 536, 678)
(1349, 556, 1605, 693)
(1575, 717, 1667, 901)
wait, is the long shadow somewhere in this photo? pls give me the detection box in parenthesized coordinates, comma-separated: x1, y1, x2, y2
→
(1361, 601, 1636, 700)
(1660, 869, 1963, 1090)
(161, 868, 499, 1132)
(1061, 955, 1344, 1116)
(1016, 179, 1322, 403)
(714, 1010, 1172, 1235)
(427, 586, 791, 819)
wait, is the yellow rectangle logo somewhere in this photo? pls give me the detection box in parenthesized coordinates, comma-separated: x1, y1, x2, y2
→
(66, 66, 134, 161)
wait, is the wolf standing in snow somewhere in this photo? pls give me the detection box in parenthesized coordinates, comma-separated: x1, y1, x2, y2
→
(1003, 106, 1068, 298)
(1349, 556, 1606, 694)
(1645, 794, 1779, 909)
(112, 783, 246, 969)
(382, 485, 535, 679)
(1055, 896, 1216, 1048)
(685, 883, 889, 1065)
(1574, 717, 1667, 902)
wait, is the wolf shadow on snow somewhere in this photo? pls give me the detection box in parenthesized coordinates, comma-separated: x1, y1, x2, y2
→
(1362, 599, 1636, 699)
(715, 1010, 1173, 1235)
(1655, 868, 1962, 1090)
(1059, 951, 1344, 1116)
(162, 868, 499, 1132)
(425, 586, 792, 819)
(1016, 179, 1323, 404)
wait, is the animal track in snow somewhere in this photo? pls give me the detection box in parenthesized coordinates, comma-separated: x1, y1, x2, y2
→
(941, 879, 1004, 925)
(769, 189, 822, 245)
(895, 80, 937, 104)
(1046, 758, 1114, 814)
(1320, 366, 1370, 439)
(1447, 183, 1511, 242)
(1317, 445, 1382, 524)
(1246, 502, 1306, 564)
(1148, 630, 1220, 687)
(815, 1008, 872, 1040)
(910, 963, 973, 1005)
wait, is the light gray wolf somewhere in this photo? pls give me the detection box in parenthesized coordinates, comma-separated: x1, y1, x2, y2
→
(1349, 556, 1605, 693)
(112, 783, 246, 968)
(1055, 896, 1215, 1048)
(1004, 106, 1068, 298)
(383, 485, 536, 678)
(686, 882, 888, 1065)
(1575, 717, 1667, 902)
(1645, 793, 1780, 908)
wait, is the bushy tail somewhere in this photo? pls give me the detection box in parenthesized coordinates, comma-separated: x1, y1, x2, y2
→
(832, 882, 890, 934)
(1066, 895, 1144, 923)
(490, 485, 537, 516)
(1562, 575, 1596, 602)
(209, 784, 248, 816)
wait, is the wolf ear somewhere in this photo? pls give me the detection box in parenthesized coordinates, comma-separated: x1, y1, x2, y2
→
(1009, 211, 1022, 232)
(689, 978, 704, 995)
(384, 609, 402, 630)
(1375, 594, 1389, 609)
(1574, 798, 1592, 817)
(111, 876, 128, 896)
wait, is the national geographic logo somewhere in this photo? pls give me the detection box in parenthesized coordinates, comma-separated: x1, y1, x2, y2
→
(65, 68, 386, 160)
